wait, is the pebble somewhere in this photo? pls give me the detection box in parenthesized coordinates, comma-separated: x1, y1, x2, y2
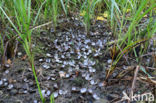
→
(42, 64, 50, 69)
(88, 88, 93, 94)
(34, 100, 38, 103)
(47, 76, 51, 80)
(41, 90, 46, 97)
(51, 77, 56, 81)
(90, 80, 97, 85)
(46, 58, 51, 63)
(59, 71, 66, 78)
(68, 67, 73, 73)
(17, 52, 22, 56)
(46, 53, 51, 57)
(61, 55, 65, 59)
(53, 92, 58, 98)
(24, 78, 28, 82)
(39, 58, 43, 62)
(65, 74, 70, 78)
(123, 65, 127, 70)
(82, 73, 86, 78)
(93, 93, 100, 100)
(32, 44, 35, 47)
(0, 80, 3, 86)
(5, 70, 9, 74)
(5, 64, 10, 68)
(91, 42, 96, 46)
(46, 90, 51, 96)
(85, 74, 92, 80)
(59, 90, 63, 95)
(107, 59, 112, 64)
(89, 67, 96, 73)
(71, 87, 76, 91)
(51, 28, 55, 33)
(71, 87, 79, 93)
(63, 61, 67, 65)
(4, 82, 8, 86)
(23, 90, 28, 94)
(3, 78, 7, 82)
(8, 84, 14, 89)
(56, 59, 62, 63)
(80, 88, 87, 94)
(98, 82, 104, 87)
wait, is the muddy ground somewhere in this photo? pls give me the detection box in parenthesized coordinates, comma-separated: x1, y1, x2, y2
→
(0, 18, 155, 103)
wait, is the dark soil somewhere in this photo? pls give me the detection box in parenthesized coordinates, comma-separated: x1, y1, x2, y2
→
(0, 18, 155, 103)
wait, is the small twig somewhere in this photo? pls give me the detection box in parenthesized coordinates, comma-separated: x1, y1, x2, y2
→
(140, 52, 156, 57)
(129, 66, 140, 103)
(31, 21, 52, 30)
(12, 41, 19, 64)
(116, 66, 135, 78)
(138, 76, 156, 85)
(1, 41, 9, 68)
(146, 67, 156, 70)
(117, 44, 130, 64)
(107, 68, 134, 85)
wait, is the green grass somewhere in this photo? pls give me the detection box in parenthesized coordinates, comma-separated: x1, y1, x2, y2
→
(103, 0, 156, 79)
(0, 0, 45, 102)
(52, 0, 58, 31)
(0, 0, 55, 102)
(80, 0, 101, 35)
